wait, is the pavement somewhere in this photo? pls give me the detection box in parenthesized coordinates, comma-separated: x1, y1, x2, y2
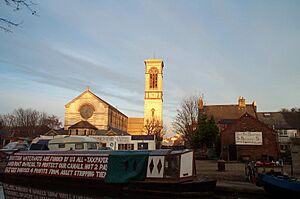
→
(194, 160, 291, 196)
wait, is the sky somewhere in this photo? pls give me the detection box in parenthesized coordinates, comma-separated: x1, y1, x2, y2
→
(0, 0, 300, 136)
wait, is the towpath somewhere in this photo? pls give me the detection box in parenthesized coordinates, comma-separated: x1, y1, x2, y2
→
(195, 160, 292, 197)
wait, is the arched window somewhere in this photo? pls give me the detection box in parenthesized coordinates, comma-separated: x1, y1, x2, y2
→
(149, 67, 158, 89)
(151, 108, 155, 118)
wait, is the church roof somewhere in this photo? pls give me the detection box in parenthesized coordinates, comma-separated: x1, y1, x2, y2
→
(69, 120, 98, 130)
(65, 89, 127, 118)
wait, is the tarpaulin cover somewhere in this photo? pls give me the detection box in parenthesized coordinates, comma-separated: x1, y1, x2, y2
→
(105, 151, 149, 183)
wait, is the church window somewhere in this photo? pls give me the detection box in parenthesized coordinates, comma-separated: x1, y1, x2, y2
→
(149, 67, 158, 89)
(151, 108, 155, 118)
(84, 130, 87, 135)
(76, 129, 78, 135)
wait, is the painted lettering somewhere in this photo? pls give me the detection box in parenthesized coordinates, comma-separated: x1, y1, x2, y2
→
(41, 162, 59, 169)
(50, 156, 63, 162)
(95, 171, 106, 178)
(60, 170, 74, 176)
(9, 155, 22, 161)
(48, 169, 60, 175)
(86, 157, 108, 163)
(73, 170, 94, 177)
(21, 161, 36, 167)
(23, 156, 43, 161)
(58, 163, 67, 169)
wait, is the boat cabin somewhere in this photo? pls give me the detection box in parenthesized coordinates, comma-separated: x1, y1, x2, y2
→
(146, 149, 195, 181)
(48, 136, 98, 151)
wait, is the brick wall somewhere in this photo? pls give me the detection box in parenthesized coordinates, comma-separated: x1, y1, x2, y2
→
(221, 113, 279, 161)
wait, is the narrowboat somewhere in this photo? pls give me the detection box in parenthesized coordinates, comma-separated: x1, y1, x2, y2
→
(47, 136, 98, 151)
(0, 149, 216, 196)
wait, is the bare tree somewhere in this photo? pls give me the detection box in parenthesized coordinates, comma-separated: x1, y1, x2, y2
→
(172, 96, 199, 148)
(1, 0, 37, 33)
(0, 108, 62, 137)
(144, 118, 164, 141)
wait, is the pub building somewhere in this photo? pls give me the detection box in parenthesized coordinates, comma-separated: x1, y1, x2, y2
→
(221, 113, 279, 161)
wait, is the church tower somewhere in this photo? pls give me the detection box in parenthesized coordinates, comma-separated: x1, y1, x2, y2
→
(144, 59, 164, 125)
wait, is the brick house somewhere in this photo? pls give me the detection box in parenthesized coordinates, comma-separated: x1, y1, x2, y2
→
(258, 112, 300, 153)
(221, 113, 279, 161)
(199, 96, 257, 131)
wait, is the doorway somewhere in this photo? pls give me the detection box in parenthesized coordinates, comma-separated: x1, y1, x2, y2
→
(228, 144, 237, 161)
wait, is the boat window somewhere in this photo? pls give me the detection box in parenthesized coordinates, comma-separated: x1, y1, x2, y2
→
(58, 144, 65, 148)
(138, 143, 148, 150)
(87, 143, 97, 150)
(75, 143, 84, 150)
(164, 154, 180, 178)
(118, 144, 134, 150)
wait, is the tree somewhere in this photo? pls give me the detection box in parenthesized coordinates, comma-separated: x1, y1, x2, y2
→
(0, 108, 62, 138)
(144, 118, 165, 139)
(144, 118, 164, 149)
(1, 0, 37, 33)
(172, 96, 199, 148)
(192, 114, 220, 158)
(280, 107, 300, 112)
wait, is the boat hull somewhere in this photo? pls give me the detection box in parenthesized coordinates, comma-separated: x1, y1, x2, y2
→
(128, 179, 217, 196)
(260, 174, 300, 198)
(0, 173, 216, 196)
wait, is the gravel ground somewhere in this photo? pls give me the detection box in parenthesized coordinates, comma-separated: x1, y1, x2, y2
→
(195, 160, 292, 182)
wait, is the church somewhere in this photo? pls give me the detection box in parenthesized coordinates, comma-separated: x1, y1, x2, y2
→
(64, 59, 164, 137)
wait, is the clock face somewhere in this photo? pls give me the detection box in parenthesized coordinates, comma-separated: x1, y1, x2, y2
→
(80, 104, 94, 119)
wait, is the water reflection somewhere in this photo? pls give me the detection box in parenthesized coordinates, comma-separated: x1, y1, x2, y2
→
(1, 182, 105, 199)
(0, 182, 267, 199)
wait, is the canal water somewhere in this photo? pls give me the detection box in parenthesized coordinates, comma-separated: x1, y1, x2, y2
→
(0, 181, 268, 199)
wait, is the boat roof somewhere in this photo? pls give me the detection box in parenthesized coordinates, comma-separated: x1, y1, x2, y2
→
(16, 149, 193, 156)
(48, 136, 98, 144)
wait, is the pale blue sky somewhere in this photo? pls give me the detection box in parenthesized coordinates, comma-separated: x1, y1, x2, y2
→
(1, 0, 299, 134)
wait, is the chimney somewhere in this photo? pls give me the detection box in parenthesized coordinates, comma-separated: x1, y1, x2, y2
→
(198, 96, 204, 110)
(238, 96, 246, 108)
(252, 100, 257, 112)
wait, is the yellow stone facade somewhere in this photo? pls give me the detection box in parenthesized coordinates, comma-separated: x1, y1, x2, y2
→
(64, 58, 164, 136)
(64, 90, 128, 133)
(127, 118, 144, 135)
(144, 59, 164, 124)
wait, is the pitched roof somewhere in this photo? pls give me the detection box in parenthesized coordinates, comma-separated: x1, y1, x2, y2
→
(258, 112, 300, 130)
(201, 104, 257, 123)
(69, 121, 98, 130)
(222, 113, 275, 133)
(65, 89, 127, 118)
(282, 112, 300, 130)
(95, 127, 129, 136)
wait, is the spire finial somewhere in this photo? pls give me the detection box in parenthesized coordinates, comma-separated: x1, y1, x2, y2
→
(86, 86, 90, 91)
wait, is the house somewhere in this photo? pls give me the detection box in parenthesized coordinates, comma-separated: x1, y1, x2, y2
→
(258, 112, 300, 153)
(199, 96, 257, 131)
(221, 113, 279, 161)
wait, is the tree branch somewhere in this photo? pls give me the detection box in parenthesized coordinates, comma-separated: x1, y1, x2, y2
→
(1, 0, 37, 33)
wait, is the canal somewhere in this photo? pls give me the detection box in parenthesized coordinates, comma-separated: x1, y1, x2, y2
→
(0, 181, 269, 199)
